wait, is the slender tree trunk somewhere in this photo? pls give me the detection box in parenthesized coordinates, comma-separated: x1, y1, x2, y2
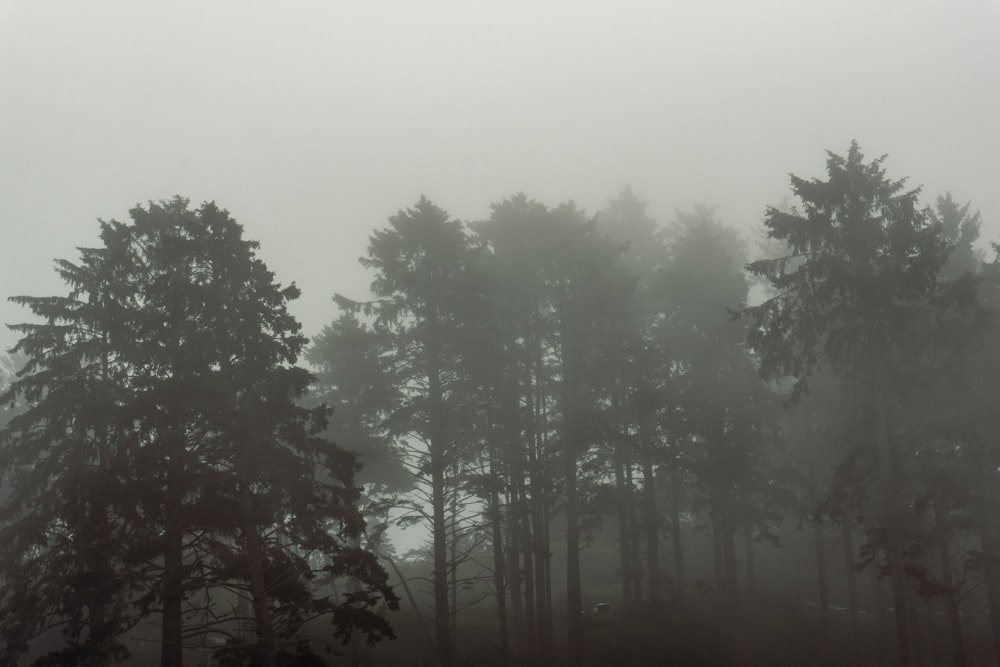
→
(628, 464, 644, 604)
(808, 464, 831, 650)
(615, 440, 634, 606)
(743, 525, 755, 596)
(161, 456, 185, 667)
(868, 527, 889, 640)
(721, 495, 739, 637)
(237, 451, 276, 667)
(564, 435, 582, 665)
(843, 520, 862, 667)
(671, 470, 686, 601)
(506, 476, 525, 657)
(813, 518, 831, 647)
(522, 484, 537, 656)
(542, 496, 555, 666)
(529, 339, 553, 665)
(561, 328, 583, 665)
(431, 456, 450, 665)
(427, 327, 452, 665)
(932, 505, 965, 667)
(873, 370, 918, 667)
(979, 526, 1000, 665)
(382, 553, 431, 645)
(642, 455, 659, 607)
(450, 484, 459, 640)
(712, 502, 724, 597)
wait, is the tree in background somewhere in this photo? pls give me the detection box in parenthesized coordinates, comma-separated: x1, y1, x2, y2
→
(743, 143, 983, 666)
(340, 197, 488, 665)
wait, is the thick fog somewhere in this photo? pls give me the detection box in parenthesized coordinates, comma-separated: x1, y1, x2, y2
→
(2, 0, 998, 347)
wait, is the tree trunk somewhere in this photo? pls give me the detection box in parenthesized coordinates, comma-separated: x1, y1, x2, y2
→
(813, 517, 830, 649)
(743, 524, 755, 596)
(843, 520, 862, 667)
(538, 475, 554, 666)
(614, 440, 634, 607)
(160, 456, 185, 667)
(237, 450, 276, 667)
(642, 455, 659, 607)
(868, 530, 889, 640)
(522, 486, 537, 656)
(564, 435, 582, 665)
(382, 553, 431, 645)
(671, 470, 686, 601)
(449, 484, 459, 640)
(529, 340, 553, 665)
(721, 495, 739, 638)
(873, 373, 918, 667)
(808, 464, 831, 650)
(506, 475, 525, 657)
(427, 327, 452, 665)
(628, 464, 644, 604)
(931, 505, 965, 667)
(505, 438, 526, 657)
(979, 526, 1000, 665)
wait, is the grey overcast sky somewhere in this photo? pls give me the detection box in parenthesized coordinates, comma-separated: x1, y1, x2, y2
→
(2, 0, 999, 354)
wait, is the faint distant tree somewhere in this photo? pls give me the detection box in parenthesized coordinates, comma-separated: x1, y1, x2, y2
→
(658, 206, 775, 648)
(341, 197, 487, 665)
(598, 187, 669, 608)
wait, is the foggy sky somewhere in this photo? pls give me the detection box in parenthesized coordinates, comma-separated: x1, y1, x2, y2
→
(2, 1, 999, 355)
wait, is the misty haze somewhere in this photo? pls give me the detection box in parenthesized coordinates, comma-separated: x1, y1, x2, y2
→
(1, 2, 999, 666)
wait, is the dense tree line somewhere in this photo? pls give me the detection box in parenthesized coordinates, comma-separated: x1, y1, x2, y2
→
(2, 143, 1000, 666)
